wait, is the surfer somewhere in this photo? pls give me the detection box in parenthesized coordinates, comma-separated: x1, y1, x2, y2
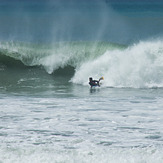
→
(89, 77, 99, 88)
(89, 77, 104, 88)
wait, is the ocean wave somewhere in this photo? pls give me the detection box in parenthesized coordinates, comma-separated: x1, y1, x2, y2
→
(72, 40, 163, 88)
(0, 41, 124, 70)
(1, 40, 163, 88)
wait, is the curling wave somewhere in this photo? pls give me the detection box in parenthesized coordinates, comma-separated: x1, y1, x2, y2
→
(0, 41, 124, 71)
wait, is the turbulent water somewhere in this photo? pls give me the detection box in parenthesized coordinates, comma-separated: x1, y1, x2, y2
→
(0, 0, 163, 162)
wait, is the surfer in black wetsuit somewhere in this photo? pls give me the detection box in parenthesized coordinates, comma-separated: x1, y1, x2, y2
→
(89, 77, 100, 88)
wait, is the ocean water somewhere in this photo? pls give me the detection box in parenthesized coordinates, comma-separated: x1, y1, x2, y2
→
(0, 0, 163, 162)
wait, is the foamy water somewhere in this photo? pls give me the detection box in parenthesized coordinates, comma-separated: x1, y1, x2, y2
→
(72, 40, 163, 88)
(0, 86, 163, 162)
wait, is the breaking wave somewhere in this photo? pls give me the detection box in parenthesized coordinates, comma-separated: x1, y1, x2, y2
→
(0, 40, 163, 88)
(72, 40, 163, 88)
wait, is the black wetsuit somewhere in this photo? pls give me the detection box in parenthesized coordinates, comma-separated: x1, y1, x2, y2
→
(89, 80, 100, 87)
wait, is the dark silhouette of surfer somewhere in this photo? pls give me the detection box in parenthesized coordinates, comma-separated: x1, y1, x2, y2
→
(89, 77, 104, 88)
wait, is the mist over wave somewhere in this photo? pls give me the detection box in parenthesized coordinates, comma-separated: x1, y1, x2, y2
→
(0, 0, 130, 43)
(1, 0, 163, 44)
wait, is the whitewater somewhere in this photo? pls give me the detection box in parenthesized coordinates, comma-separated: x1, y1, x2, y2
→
(72, 40, 163, 88)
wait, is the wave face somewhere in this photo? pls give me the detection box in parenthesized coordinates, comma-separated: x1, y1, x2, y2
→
(0, 40, 163, 88)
